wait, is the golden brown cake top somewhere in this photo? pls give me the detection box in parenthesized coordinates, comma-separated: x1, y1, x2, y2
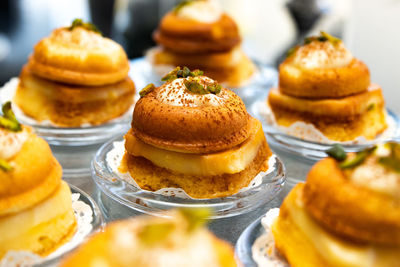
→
(0, 102, 61, 216)
(60, 209, 236, 267)
(278, 32, 370, 99)
(131, 67, 251, 154)
(28, 19, 129, 86)
(154, 0, 240, 54)
(302, 143, 400, 245)
(285, 32, 354, 69)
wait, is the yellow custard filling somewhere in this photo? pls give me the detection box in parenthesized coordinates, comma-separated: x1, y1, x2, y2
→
(0, 181, 76, 257)
(273, 186, 400, 267)
(125, 118, 265, 176)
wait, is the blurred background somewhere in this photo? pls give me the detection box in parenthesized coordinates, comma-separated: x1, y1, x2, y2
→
(0, 0, 398, 112)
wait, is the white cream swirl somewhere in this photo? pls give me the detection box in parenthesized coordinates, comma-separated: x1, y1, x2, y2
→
(0, 127, 29, 160)
(177, 0, 222, 23)
(350, 145, 400, 198)
(156, 77, 228, 107)
(292, 41, 353, 69)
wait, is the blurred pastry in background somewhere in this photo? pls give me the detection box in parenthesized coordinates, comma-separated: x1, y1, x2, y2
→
(148, 0, 255, 88)
(267, 32, 388, 142)
(268, 143, 400, 266)
(60, 208, 237, 267)
(14, 19, 135, 127)
(122, 67, 272, 198)
(0, 102, 76, 258)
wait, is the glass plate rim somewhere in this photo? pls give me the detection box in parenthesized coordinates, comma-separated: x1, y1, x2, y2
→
(36, 181, 105, 267)
(250, 100, 400, 160)
(235, 215, 264, 267)
(91, 134, 286, 219)
(0, 77, 135, 146)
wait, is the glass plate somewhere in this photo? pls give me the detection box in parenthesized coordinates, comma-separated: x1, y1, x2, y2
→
(38, 183, 104, 266)
(91, 135, 286, 219)
(129, 57, 278, 108)
(235, 178, 299, 266)
(250, 100, 400, 160)
(0, 78, 134, 146)
(235, 215, 264, 267)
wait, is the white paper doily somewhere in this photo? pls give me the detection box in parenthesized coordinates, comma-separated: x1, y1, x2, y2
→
(251, 208, 289, 267)
(106, 140, 277, 200)
(0, 193, 93, 267)
(258, 100, 397, 145)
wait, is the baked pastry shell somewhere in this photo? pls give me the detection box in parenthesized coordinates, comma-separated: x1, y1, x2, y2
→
(279, 58, 370, 99)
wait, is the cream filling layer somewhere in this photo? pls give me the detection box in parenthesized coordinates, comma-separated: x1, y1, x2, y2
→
(0, 127, 29, 160)
(0, 181, 73, 244)
(350, 158, 400, 199)
(282, 190, 400, 267)
(125, 119, 265, 176)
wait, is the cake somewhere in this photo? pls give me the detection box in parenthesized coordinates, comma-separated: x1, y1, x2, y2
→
(270, 143, 400, 266)
(0, 102, 76, 258)
(267, 32, 388, 141)
(121, 66, 272, 198)
(149, 0, 255, 88)
(14, 19, 135, 127)
(60, 209, 237, 267)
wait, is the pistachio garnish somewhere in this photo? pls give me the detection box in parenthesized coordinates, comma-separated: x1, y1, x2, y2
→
(173, 0, 195, 13)
(137, 222, 175, 246)
(0, 102, 21, 132)
(68, 18, 101, 35)
(139, 83, 156, 98)
(184, 78, 208, 95)
(161, 66, 203, 82)
(286, 46, 299, 58)
(304, 31, 341, 46)
(326, 144, 347, 161)
(0, 159, 12, 172)
(179, 208, 211, 232)
(367, 103, 375, 111)
(377, 142, 400, 173)
(206, 82, 222, 94)
(339, 146, 376, 169)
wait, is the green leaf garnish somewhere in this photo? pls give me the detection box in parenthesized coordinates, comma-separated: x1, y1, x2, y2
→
(304, 31, 341, 46)
(378, 157, 400, 173)
(184, 78, 207, 94)
(137, 222, 175, 246)
(367, 103, 375, 111)
(377, 142, 400, 173)
(173, 0, 195, 13)
(286, 46, 299, 58)
(68, 18, 102, 35)
(206, 83, 222, 95)
(2, 102, 17, 122)
(339, 146, 376, 169)
(326, 144, 347, 161)
(161, 66, 204, 82)
(139, 83, 156, 98)
(189, 69, 204, 77)
(0, 159, 12, 172)
(0, 102, 21, 132)
(179, 208, 211, 232)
